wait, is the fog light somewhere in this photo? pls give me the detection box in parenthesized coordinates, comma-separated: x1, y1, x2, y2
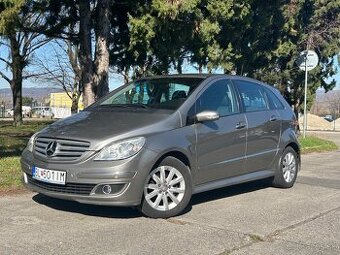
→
(92, 183, 126, 195)
(102, 184, 112, 195)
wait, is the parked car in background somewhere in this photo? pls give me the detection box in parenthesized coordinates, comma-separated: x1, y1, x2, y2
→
(324, 115, 334, 122)
(5, 109, 14, 117)
(21, 74, 300, 218)
(31, 106, 54, 118)
(4, 107, 31, 117)
(22, 106, 32, 117)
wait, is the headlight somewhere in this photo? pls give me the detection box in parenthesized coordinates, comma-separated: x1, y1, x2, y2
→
(94, 137, 145, 161)
(27, 133, 38, 152)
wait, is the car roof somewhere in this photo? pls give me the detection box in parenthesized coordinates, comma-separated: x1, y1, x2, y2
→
(137, 73, 211, 81)
(137, 74, 276, 90)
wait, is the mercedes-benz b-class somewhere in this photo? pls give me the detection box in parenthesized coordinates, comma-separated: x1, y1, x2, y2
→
(21, 75, 300, 218)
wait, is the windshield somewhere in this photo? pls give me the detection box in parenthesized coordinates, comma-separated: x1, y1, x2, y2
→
(95, 77, 204, 110)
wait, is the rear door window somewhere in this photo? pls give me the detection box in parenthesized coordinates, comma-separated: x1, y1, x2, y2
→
(234, 80, 269, 112)
(264, 88, 285, 110)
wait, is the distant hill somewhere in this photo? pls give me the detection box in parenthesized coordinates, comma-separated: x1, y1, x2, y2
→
(0, 87, 63, 106)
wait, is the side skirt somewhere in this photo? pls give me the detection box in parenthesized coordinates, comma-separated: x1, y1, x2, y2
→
(193, 170, 274, 194)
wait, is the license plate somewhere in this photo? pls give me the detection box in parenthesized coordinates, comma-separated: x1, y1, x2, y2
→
(32, 166, 66, 185)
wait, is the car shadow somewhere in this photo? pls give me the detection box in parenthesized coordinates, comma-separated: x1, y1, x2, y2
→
(32, 194, 142, 219)
(32, 178, 273, 218)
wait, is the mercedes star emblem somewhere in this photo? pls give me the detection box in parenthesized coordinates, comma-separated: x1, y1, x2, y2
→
(46, 141, 57, 157)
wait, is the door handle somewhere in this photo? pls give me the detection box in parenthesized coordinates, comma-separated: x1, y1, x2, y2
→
(235, 121, 246, 129)
(270, 115, 278, 121)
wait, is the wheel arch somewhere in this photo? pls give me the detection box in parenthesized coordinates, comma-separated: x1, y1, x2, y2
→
(285, 142, 300, 155)
(152, 150, 191, 170)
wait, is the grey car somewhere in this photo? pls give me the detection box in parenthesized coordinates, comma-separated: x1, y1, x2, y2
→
(21, 74, 300, 218)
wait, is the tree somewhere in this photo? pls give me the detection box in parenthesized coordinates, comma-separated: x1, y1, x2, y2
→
(157, 0, 340, 117)
(249, 0, 340, 117)
(22, 96, 34, 106)
(34, 40, 82, 114)
(191, 0, 253, 73)
(0, 0, 48, 126)
(127, 0, 206, 76)
(31, 0, 111, 107)
(4, 0, 338, 116)
(126, 1, 263, 76)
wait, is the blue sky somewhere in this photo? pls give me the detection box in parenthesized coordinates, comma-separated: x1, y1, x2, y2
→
(1, 42, 339, 91)
(0, 42, 127, 90)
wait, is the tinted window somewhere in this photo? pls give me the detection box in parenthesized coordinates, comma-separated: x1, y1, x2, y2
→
(264, 88, 285, 110)
(197, 79, 239, 116)
(235, 80, 268, 112)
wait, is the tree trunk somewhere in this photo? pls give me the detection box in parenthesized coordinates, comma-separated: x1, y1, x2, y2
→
(177, 63, 182, 74)
(198, 64, 203, 74)
(94, 0, 111, 99)
(78, 0, 95, 107)
(123, 67, 130, 84)
(9, 35, 23, 126)
(11, 77, 23, 126)
(293, 99, 300, 120)
(71, 94, 79, 114)
(176, 59, 182, 74)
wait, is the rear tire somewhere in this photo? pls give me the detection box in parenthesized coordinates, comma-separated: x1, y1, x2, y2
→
(140, 156, 192, 218)
(272, 147, 299, 188)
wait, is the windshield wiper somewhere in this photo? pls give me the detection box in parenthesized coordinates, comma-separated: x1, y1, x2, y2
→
(99, 104, 150, 109)
(128, 104, 150, 109)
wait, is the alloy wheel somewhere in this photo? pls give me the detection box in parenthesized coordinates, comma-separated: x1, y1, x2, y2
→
(144, 166, 186, 211)
(282, 152, 296, 183)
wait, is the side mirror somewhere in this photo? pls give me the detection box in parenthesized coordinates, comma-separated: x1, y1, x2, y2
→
(195, 110, 220, 122)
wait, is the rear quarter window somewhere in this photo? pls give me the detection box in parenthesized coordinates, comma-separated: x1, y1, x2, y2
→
(264, 88, 285, 110)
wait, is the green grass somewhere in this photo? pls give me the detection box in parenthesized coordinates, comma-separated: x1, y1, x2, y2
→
(0, 156, 22, 190)
(299, 135, 338, 154)
(248, 234, 265, 242)
(0, 120, 53, 191)
(0, 120, 53, 136)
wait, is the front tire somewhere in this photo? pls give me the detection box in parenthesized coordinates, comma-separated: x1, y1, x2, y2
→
(140, 156, 192, 218)
(272, 147, 299, 188)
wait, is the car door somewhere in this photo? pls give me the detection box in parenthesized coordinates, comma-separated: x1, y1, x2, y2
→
(233, 79, 281, 173)
(195, 78, 247, 185)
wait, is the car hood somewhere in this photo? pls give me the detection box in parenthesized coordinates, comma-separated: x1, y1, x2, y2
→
(37, 109, 180, 149)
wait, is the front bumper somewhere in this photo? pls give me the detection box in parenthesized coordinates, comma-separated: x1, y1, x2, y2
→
(21, 147, 158, 207)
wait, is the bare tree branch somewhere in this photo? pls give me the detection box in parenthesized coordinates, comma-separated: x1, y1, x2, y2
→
(0, 40, 10, 48)
(24, 38, 50, 58)
(22, 71, 54, 79)
(0, 57, 12, 67)
(32, 39, 82, 104)
(66, 41, 81, 79)
(0, 70, 11, 84)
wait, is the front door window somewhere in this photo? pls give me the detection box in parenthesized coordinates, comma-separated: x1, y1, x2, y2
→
(197, 79, 239, 116)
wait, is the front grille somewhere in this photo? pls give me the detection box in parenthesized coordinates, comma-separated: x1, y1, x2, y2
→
(27, 175, 95, 195)
(34, 137, 90, 161)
